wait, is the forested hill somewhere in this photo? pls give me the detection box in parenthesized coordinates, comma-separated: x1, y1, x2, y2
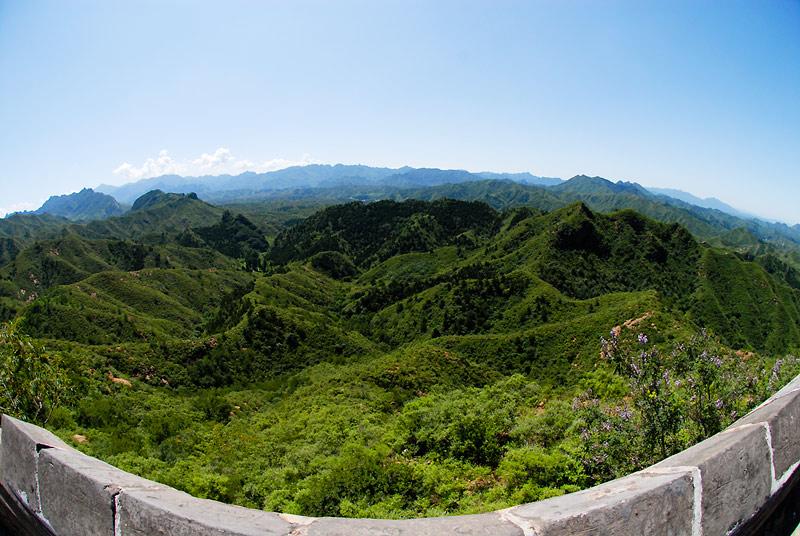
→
(265, 199, 800, 355)
(404, 177, 800, 247)
(0, 191, 279, 270)
(267, 199, 501, 266)
(0, 191, 225, 263)
(199, 176, 800, 249)
(3, 192, 799, 356)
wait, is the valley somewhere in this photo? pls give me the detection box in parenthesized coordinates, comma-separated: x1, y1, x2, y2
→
(1, 178, 799, 518)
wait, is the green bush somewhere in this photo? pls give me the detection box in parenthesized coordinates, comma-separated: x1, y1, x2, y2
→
(0, 320, 72, 425)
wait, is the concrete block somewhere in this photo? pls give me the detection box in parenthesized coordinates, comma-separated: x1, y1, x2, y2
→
(38, 447, 167, 536)
(305, 513, 522, 536)
(735, 387, 800, 481)
(0, 415, 73, 512)
(654, 424, 772, 536)
(117, 486, 303, 536)
(505, 470, 694, 536)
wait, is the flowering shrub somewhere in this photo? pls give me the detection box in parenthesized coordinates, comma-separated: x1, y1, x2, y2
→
(577, 329, 799, 484)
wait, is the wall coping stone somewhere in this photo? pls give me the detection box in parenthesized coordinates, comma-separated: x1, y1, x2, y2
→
(0, 416, 76, 514)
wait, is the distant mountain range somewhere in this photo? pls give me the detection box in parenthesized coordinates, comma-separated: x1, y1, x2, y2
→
(94, 164, 561, 204)
(646, 187, 762, 221)
(12, 165, 799, 252)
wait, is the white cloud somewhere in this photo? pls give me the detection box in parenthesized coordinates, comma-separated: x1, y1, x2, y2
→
(113, 149, 321, 182)
(0, 200, 40, 218)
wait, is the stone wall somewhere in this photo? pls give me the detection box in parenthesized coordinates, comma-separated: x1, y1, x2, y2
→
(1, 372, 799, 536)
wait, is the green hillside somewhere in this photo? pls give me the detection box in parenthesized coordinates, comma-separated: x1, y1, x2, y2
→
(0, 235, 237, 303)
(267, 199, 501, 267)
(402, 180, 573, 213)
(0, 214, 73, 267)
(550, 175, 654, 198)
(1, 194, 798, 519)
(689, 248, 800, 353)
(77, 191, 225, 240)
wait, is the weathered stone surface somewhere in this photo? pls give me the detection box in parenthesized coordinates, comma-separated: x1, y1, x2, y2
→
(654, 424, 772, 536)
(117, 486, 302, 536)
(0, 415, 73, 512)
(771, 374, 800, 400)
(734, 387, 800, 482)
(38, 447, 166, 536)
(305, 513, 522, 536)
(506, 471, 694, 536)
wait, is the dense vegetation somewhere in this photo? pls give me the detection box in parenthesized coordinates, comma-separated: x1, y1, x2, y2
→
(2, 188, 799, 518)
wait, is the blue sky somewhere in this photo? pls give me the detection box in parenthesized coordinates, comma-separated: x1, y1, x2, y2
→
(1, 0, 798, 224)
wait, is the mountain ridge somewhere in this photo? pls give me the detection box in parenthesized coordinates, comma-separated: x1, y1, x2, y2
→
(33, 188, 126, 221)
(647, 187, 761, 220)
(14, 166, 800, 259)
(94, 164, 561, 204)
(90, 164, 781, 230)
